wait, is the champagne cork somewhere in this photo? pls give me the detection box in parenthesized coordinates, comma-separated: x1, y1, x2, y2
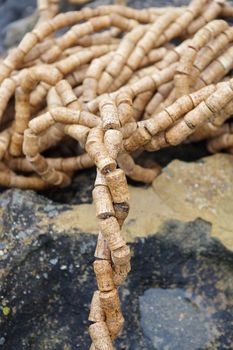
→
(86, 130, 117, 174)
(23, 129, 39, 158)
(104, 129, 123, 160)
(27, 154, 48, 174)
(55, 79, 78, 107)
(100, 289, 124, 339)
(208, 133, 233, 153)
(0, 129, 10, 160)
(124, 126, 151, 152)
(99, 216, 126, 251)
(89, 321, 114, 350)
(9, 133, 23, 157)
(206, 83, 233, 114)
(116, 91, 133, 126)
(65, 124, 90, 148)
(106, 169, 129, 204)
(128, 164, 159, 184)
(111, 245, 131, 266)
(117, 152, 135, 174)
(144, 132, 168, 152)
(95, 232, 111, 260)
(92, 185, 115, 219)
(89, 291, 105, 322)
(120, 121, 137, 139)
(113, 263, 131, 287)
(112, 244, 131, 286)
(99, 98, 120, 131)
(94, 169, 107, 187)
(113, 202, 129, 227)
(93, 260, 114, 292)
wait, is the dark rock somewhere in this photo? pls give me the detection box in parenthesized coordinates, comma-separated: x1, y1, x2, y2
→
(4, 12, 38, 49)
(0, 189, 233, 349)
(140, 288, 209, 350)
(0, 0, 36, 52)
(41, 168, 95, 205)
(0, 0, 197, 52)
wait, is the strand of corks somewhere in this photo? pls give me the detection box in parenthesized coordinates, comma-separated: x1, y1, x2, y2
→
(1, 0, 233, 348)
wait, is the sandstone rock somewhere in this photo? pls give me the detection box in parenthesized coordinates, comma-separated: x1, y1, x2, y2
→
(152, 153, 233, 250)
(53, 154, 233, 251)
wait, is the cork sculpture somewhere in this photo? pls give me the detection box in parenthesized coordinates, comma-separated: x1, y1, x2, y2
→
(0, 0, 233, 348)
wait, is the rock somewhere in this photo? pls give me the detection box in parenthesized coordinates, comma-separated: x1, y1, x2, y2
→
(128, 0, 189, 8)
(152, 153, 233, 250)
(1, 199, 233, 349)
(138, 217, 233, 349)
(0, 0, 36, 53)
(0, 0, 190, 52)
(51, 154, 233, 251)
(4, 12, 38, 49)
(89, 0, 189, 9)
(1, 153, 232, 348)
(140, 288, 209, 350)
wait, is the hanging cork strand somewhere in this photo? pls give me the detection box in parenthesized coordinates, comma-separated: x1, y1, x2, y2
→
(174, 19, 228, 98)
(37, 0, 60, 24)
(0, 0, 233, 348)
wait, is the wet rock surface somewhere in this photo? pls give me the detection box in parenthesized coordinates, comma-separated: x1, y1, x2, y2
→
(0, 189, 233, 349)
